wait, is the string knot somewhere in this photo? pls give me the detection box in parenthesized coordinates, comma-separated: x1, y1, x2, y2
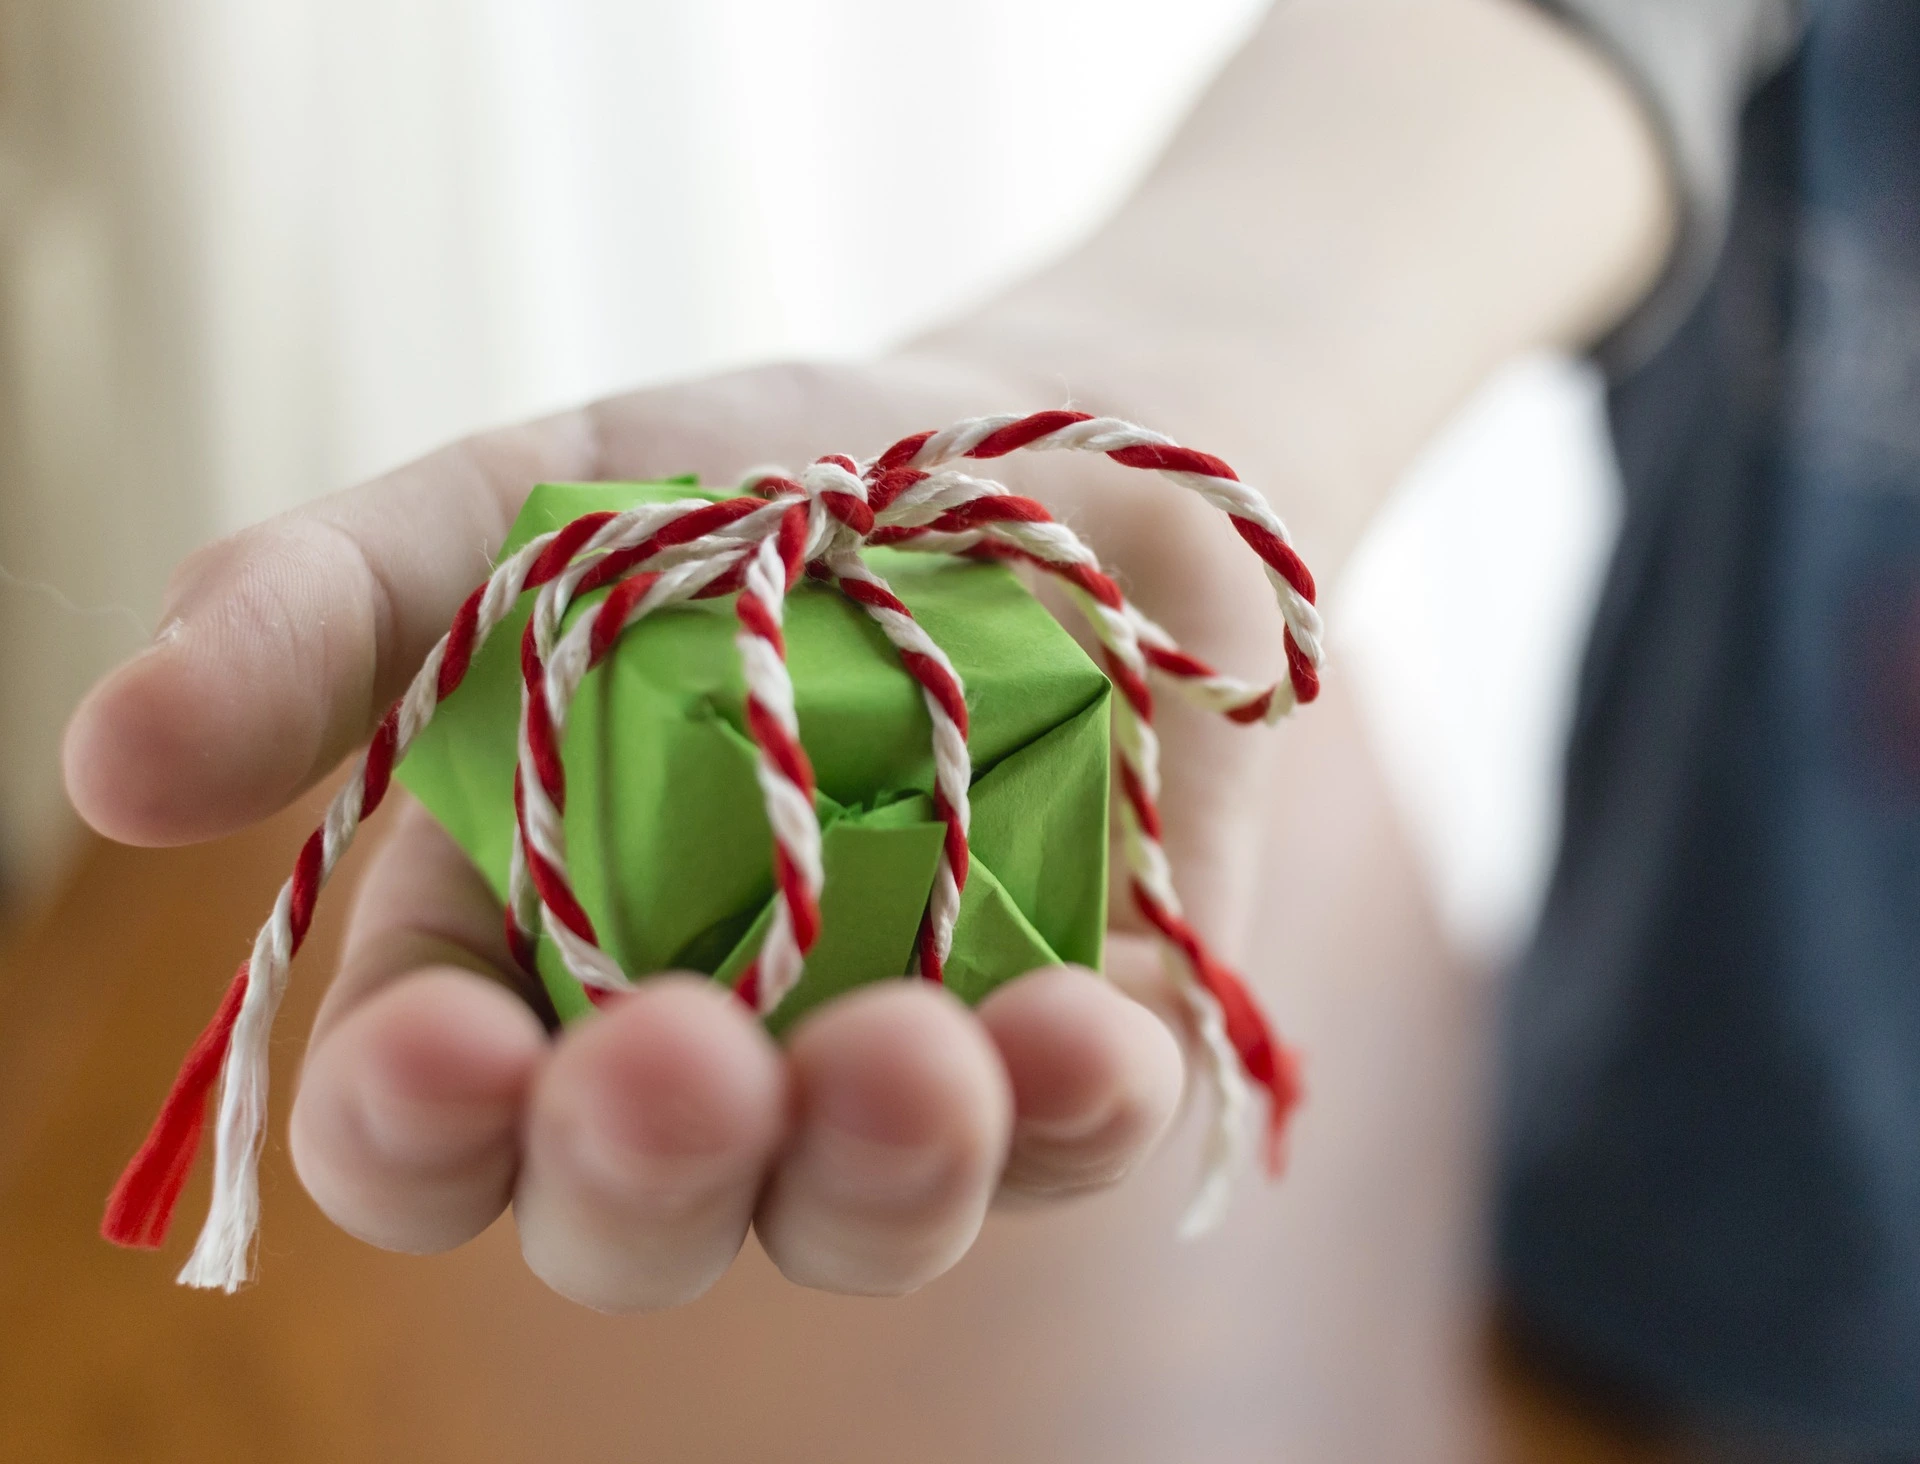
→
(798, 455, 875, 545)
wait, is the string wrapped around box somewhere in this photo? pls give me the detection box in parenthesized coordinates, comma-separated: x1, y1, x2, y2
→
(101, 410, 1325, 1292)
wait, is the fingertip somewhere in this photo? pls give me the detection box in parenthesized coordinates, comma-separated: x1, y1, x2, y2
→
(979, 966, 1181, 1127)
(63, 606, 325, 847)
(548, 975, 787, 1169)
(784, 982, 1011, 1157)
(979, 966, 1182, 1199)
(346, 969, 547, 1121)
(291, 968, 544, 1253)
(63, 517, 383, 847)
(513, 976, 786, 1311)
(64, 635, 208, 846)
(754, 983, 1011, 1295)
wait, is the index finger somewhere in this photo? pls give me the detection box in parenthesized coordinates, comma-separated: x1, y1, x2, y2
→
(63, 410, 599, 846)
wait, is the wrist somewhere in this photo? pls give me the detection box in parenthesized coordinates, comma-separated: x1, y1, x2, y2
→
(895, 0, 1673, 577)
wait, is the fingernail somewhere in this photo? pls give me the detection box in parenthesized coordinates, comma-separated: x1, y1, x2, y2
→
(356, 1087, 506, 1172)
(801, 1123, 953, 1211)
(1017, 1091, 1120, 1147)
(566, 1115, 738, 1218)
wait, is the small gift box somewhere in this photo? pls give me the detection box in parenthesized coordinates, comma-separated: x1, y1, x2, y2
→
(104, 410, 1322, 1292)
(399, 478, 1111, 1031)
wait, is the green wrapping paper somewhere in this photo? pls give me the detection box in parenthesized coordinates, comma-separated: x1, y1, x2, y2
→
(398, 480, 1111, 1032)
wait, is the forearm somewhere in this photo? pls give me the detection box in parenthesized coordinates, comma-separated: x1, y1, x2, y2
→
(916, 0, 1673, 570)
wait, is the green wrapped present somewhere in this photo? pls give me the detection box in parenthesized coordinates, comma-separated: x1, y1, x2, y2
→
(107, 411, 1320, 1293)
(397, 479, 1111, 1031)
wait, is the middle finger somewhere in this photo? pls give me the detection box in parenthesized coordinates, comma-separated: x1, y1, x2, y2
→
(753, 982, 1012, 1296)
(513, 977, 787, 1312)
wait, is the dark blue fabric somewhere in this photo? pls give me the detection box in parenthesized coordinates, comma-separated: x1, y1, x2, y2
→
(1498, 0, 1920, 1447)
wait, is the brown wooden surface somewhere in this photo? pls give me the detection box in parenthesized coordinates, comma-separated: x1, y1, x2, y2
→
(0, 698, 1677, 1463)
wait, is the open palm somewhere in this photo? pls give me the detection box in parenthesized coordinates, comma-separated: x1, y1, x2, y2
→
(66, 354, 1304, 1310)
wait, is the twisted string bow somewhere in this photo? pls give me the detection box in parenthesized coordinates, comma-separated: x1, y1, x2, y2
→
(104, 409, 1326, 1291)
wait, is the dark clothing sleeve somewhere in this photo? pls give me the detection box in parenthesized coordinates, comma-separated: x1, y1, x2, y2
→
(1539, 0, 1805, 370)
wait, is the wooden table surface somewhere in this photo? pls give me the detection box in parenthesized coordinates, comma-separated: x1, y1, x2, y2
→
(0, 737, 1678, 1463)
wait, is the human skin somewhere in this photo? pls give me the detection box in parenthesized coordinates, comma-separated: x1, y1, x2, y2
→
(63, 0, 1670, 1312)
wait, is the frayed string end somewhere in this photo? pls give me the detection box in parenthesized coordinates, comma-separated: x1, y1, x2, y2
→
(1261, 1039, 1305, 1180)
(1208, 962, 1303, 1182)
(101, 964, 248, 1250)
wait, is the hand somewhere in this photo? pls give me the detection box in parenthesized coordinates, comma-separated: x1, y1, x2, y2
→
(66, 354, 1291, 1309)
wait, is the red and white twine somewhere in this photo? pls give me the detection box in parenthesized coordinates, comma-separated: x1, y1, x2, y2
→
(104, 409, 1323, 1290)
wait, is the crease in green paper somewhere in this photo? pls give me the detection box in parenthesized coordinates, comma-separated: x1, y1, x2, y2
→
(396, 480, 1110, 1027)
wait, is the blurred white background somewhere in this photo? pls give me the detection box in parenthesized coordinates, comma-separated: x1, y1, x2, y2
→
(0, 0, 1619, 963)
